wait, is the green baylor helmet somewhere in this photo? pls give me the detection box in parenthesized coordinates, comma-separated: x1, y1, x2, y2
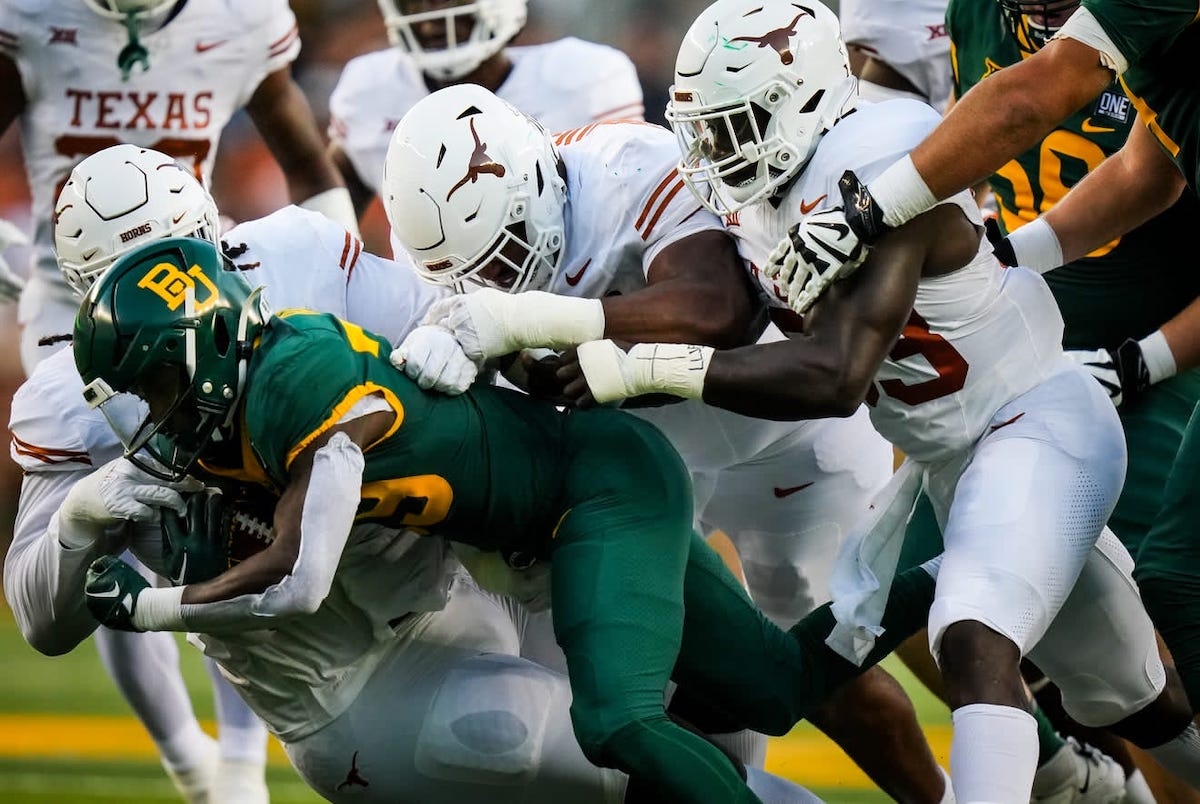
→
(74, 236, 268, 480)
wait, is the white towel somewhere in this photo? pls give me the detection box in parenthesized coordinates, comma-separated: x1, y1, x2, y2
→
(825, 458, 924, 664)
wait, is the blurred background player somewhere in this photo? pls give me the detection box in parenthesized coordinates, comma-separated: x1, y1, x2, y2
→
(328, 0, 643, 232)
(839, 0, 953, 110)
(0, 1, 358, 798)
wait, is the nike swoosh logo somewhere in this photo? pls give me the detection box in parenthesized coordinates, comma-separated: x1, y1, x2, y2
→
(171, 554, 188, 586)
(90, 586, 121, 599)
(171, 211, 187, 224)
(799, 194, 827, 215)
(564, 258, 591, 287)
(195, 40, 228, 53)
(1079, 762, 1091, 794)
(1081, 117, 1116, 134)
(773, 482, 814, 498)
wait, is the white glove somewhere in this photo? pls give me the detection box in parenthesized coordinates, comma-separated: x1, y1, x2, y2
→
(391, 325, 479, 395)
(0, 218, 29, 302)
(421, 288, 604, 363)
(60, 458, 200, 528)
(451, 542, 552, 613)
(762, 207, 868, 314)
(574, 340, 712, 405)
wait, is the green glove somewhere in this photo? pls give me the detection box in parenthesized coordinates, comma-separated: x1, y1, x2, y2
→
(85, 556, 150, 632)
(161, 487, 232, 586)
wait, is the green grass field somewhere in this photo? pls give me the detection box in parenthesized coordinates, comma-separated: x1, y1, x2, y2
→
(0, 602, 951, 803)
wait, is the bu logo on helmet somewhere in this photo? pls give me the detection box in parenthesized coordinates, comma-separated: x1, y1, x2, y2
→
(446, 117, 506, 201)
(137, 262, 220, 312)
(728, 7, 814, 66)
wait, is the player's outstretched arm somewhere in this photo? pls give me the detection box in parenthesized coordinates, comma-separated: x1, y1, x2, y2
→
(246, 68, 358, 234)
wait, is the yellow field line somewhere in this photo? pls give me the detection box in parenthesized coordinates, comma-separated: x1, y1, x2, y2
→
(0, 714, 953, 789)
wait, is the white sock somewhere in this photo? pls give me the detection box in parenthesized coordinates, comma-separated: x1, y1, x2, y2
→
(950, 703, 1038, 804)
(709, 730, 768, 770)
(938, 765, 957, 803)
(207, 659, 269, 764)
(1145, 722, 1200, 786)
(744, 767, 824, 804)
(1123, 768, 1156, 804)
(93, 626, 214, 770)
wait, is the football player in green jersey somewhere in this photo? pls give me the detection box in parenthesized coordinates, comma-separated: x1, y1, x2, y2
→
(73, 236, 939, 804)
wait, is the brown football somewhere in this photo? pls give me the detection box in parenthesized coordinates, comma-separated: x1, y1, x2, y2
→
(221, 482, 279, 567)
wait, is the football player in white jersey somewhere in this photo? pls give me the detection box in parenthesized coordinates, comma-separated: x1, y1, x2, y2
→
(327, 0, 644, 220)
(0, 0, 357, 374)
(383, 84, 956, 803)
(548, 1, 1200, 800)
(839, 0, 953, 110)
(7, 144, 823, 804)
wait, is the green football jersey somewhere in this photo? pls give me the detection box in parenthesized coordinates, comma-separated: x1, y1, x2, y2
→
(235, 310, 571, 554)
(948, 0, 1200, 348)
(1083, 0, 1200, 190)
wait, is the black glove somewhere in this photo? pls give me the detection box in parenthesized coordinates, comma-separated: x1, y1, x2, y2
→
(161, 487, 232, 586)
(1067, 338, 1151, 408)
(837, 170, 891, 245)
(984, 218, 1018, 267)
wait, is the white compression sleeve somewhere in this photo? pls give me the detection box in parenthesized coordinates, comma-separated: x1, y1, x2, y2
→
(159, 433, 365, 633)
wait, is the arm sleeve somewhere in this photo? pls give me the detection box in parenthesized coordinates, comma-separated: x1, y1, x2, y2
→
(3, 470, 114, 655)
(177, 432, 363, 632)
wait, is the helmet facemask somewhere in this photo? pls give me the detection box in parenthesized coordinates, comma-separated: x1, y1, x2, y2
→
(997, 0, 1081, 54)
(669, 82, 803, 215)
(666, 0, 858, 216)
(377, 0, 527, 81)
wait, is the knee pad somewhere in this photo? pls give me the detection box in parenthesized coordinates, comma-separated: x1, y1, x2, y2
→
(414, 654, 563, 785)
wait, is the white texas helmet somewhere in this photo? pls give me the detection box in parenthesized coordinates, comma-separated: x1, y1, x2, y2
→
(666, 0, 857, 215)
(382, 83, 566, 293)
(377, 0, 528, 81)
(54, 144, 220, 295)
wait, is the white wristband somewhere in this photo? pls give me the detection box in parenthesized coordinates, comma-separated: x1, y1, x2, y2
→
(1006, 217, 1064, 273)
(132, 585, 186, 631)
(505, 292, 606, 349)
(628, 342, 714, 399)
(867, 155, 939, 229)
(299, 187, 361, 237)
(1139, 329, 1177, 385)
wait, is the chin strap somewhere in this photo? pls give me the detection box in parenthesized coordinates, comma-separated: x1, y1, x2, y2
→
(117, 11, 150, 81)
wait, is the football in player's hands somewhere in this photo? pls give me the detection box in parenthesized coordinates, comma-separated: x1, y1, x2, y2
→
(160, 482, 278, 585)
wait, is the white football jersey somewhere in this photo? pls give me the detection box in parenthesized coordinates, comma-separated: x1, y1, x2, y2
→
(730, 100, 1066, 464)
(0, 0, 300, 278)
(329, 37, 644, 193)
(840, 0, 953, 111)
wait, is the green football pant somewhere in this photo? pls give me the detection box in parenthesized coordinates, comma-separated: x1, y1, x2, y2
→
(1134, 395, 1200, 711)
(551, 409, 936, 802)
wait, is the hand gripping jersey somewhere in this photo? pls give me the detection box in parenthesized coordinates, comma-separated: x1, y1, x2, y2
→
(328, 37, 644, 193)
(839, 0, 953, 110)
(732, 100, 1066, 464)
(0, 0, 300, 280)
(949, 0, 1200, 349)
(1069, 0, 1200, 190)
(241, 312, 572, 557)
(539, 121, 893, 621)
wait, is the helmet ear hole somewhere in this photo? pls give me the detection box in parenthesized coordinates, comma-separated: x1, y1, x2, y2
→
(798, 89, 826, 115)
(535, 161, 545, 195)
(212, 313, 232, 358)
